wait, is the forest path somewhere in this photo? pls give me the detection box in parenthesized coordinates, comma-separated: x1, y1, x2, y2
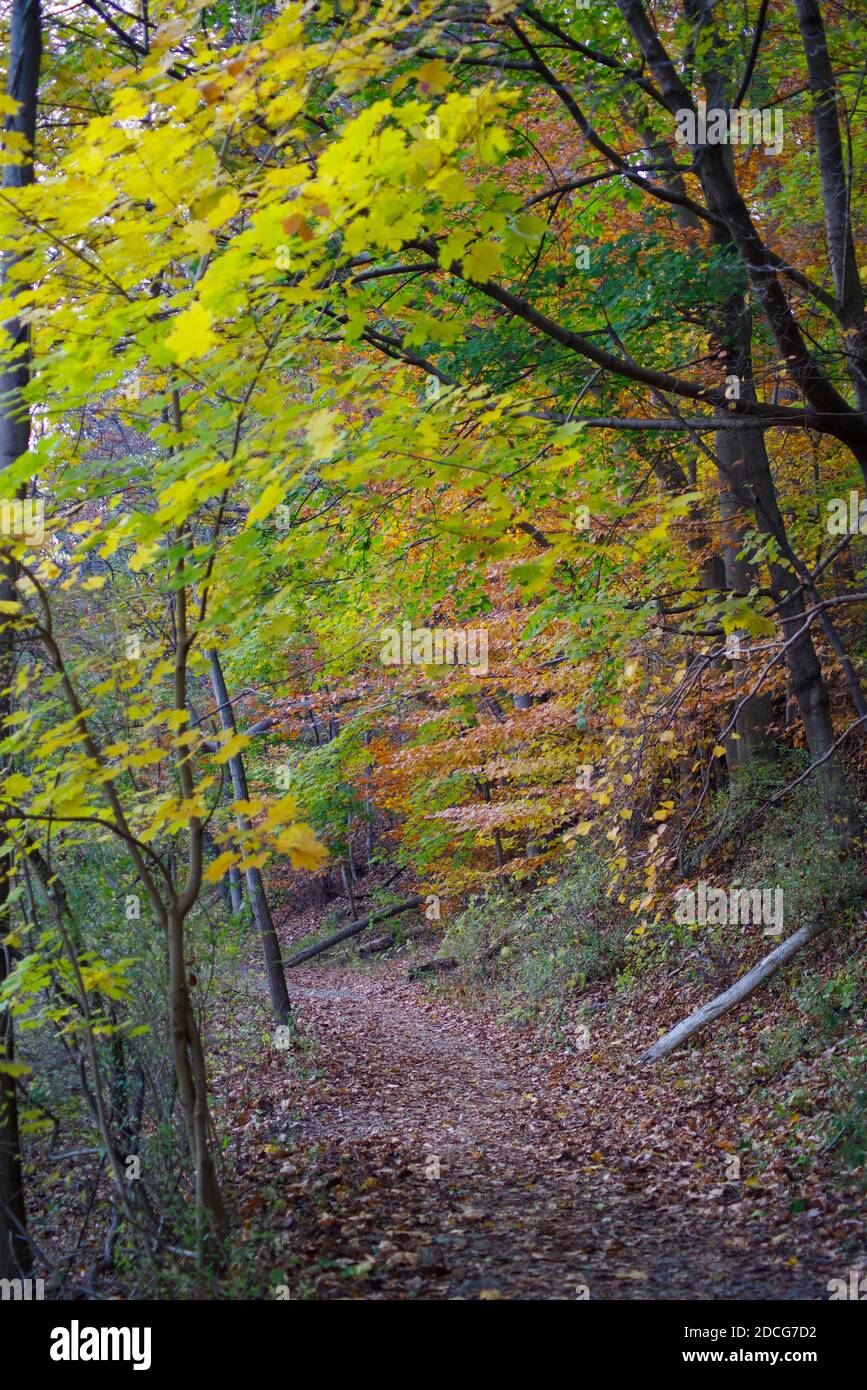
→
(244, 958, 834, 1300)
(242, 954, 838, 1301)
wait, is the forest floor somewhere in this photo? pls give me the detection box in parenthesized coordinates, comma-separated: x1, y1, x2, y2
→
(225, 917, 866, 1301)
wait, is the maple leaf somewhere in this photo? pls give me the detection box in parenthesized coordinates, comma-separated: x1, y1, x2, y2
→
(166, 302, 218, 362)
(306, 410, 339, 460)
(213, 732, 251, 763)
(415, 58, 451, 94)
(461, 240, 505, 282)
(272, 823, 328, 870)
(204, 851, 242, 883)
(283, 212, 313, 240)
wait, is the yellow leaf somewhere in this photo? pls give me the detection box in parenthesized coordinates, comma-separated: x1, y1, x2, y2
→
(462, 240, 504, 282)
(204, 851, 241, 883)
(239, 852, 268, 871)
(0, 1060, 32, 1077)
(166, 302, 217, 363)
(262, 794, 298, 829)
(3, 772, 31, 798)
(247, 480, 284, 528)
(182, 220, 216, 256)
(214, 732, 250, 763)
(305, 409, 339, 460)
(415, 58, 451, 94)
(272, 823, 328, 870)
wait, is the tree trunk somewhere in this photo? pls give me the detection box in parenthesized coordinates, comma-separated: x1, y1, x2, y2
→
(634, 107, 777, 773)
(0, 940, 30, 1278)
(792, 0, 867, 412)
(364, 729, 375, 863)
(697, 37, 849, 805)
(207, 650, 291, 1022)
(0, 0, 42, 1281)
(227, 862, 243, 915)
(205, 818, 243, 914)
(340, 862, 358, 919)
(167, 907, 227, 1243)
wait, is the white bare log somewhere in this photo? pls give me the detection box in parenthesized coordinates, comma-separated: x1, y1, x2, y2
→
(640, 920, 824, 1064)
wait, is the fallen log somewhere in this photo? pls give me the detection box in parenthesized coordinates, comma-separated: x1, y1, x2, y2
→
(285, 896, 423, 968)
(640, 919, 825, 1064)
(407, 934, 510, 982)
(357, 924, 433, 958)
(408, 956, 459, 979)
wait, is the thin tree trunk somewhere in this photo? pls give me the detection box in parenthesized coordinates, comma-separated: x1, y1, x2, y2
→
(715, 419, 776, 771)
(167, 907, 227, 1243)
(168, 475, 227, 1247)
(0, 939, 29, 1278)
(340, 862, 358, 919)
(207, 650, 291, 1022)
(228, 863, 243, 915)
(346, 816, 358, 887)
(792, 0, 867, 411)
(634, 112, 776, 772)
(364, 729, 375, 863)
(204, 821, 243, 914)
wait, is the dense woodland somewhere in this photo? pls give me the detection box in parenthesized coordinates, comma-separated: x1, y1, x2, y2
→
(0, 0, 865, 1307)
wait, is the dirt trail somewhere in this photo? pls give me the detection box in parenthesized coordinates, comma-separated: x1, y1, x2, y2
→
(245, 958, 837, 1301)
